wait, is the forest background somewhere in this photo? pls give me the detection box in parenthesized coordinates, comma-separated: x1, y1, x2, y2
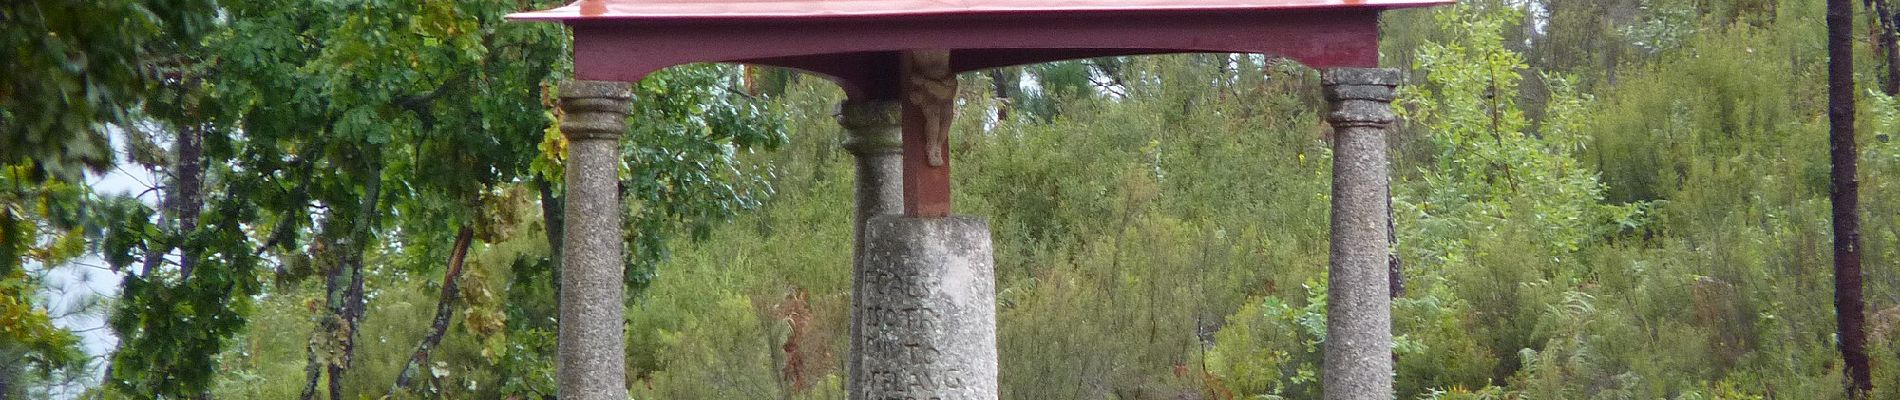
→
(5, 0, 1898, 398)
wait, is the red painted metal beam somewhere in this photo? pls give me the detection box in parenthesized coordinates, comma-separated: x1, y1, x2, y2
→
(569, 9, 1382, 96)
(515, 0, 1447, 20)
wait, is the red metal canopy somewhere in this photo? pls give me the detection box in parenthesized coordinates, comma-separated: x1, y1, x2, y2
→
(512, 0, 1449, 218)
(510, 0, 1449, 98)
(511, 0, 1449, 19)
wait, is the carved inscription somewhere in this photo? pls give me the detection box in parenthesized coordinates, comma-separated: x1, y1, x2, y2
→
(860, 266, 973, 399)
(865, 269, 934, 298)
(864, 306, 942, 331)
(865, 368, 966, 398)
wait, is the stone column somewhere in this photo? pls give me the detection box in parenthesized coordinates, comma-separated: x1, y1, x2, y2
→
(1320, 67, 1399, 400)
(557, 80, 631, 400)
(840, 99, 904, 397)
(854, 216, 997, 400)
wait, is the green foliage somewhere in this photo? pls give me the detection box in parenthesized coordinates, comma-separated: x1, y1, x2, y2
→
(618, 66, 789, 292)
(23, 0, 1900, 398)
(0, 0, 217, 180)
(80, 0, 781, 395)
(0, 0, 210, 383)
(1403, 2, 1639, 261)
(101, 190, 265, 397)
(0, 165, 88, 383)
(633, 294, 790, 398)
(1391, 290, 1494, 395)
(1389, 6, 1648, 393)
(1206, 285, 1328, 399)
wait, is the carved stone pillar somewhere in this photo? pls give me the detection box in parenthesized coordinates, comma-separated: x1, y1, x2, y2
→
(856, 216, 997, 400)
(1320, 67, 1399, 400)
(847, 50, 996, 400)
(840, 99, 904, 398)
(557, 80, 631, 400)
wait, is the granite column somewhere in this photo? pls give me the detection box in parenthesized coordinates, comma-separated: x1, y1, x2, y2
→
(1320, 67, 1400, 400)
(840, 99, 904, 397)
(557, 80, 632, 400)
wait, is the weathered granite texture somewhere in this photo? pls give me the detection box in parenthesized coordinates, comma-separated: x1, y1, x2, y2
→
(840, 99, 905, 398)
(557, 80, 631, 400)
(855, 216, 998, 400)
(1320, 67, 1399, 400)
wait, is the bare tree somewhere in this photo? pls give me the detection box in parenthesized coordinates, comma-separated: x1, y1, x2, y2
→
(1828, 0, 1873, 396)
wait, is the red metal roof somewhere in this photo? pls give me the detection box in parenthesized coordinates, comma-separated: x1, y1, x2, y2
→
(514, 0, 1454, 217)
(509, 0, 1450, 20)
(513, 0, 1454, 96)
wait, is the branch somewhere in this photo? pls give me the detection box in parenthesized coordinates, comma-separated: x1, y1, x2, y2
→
(388, 225, 476, 395)
(393, 81, 456, 132)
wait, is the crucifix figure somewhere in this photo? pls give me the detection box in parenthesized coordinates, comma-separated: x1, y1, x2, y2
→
(903, 49, 957, 167)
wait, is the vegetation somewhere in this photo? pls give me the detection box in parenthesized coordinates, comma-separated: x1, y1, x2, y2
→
(5, 0, 1900, 398)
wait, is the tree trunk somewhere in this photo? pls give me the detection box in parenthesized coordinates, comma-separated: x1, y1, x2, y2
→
(990, 69, 1013, 122)
(301, 224, 352, 400)
(540, 177, 564, 302)
(299, 224, 346, 400)
(1828, 0, 1873, 396)
(299, 163, 384, 400)
(1875, 0, 1900, 95)
(299, 338, 324, 400)
(390, 225, 476, 394)
(333, 165, 382, 400)
(1388, 194, 1402, 298)
(136, 119, 208, 280)
(173, 123, 210, 399)
(172, 123, 205, 279)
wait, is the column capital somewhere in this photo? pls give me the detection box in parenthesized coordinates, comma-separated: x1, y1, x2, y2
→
(1327, 100, 1397, 129)
(559, 80, 633, 141)
(1321, 68, 1400, 129)
(837, 99, 902, 155)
